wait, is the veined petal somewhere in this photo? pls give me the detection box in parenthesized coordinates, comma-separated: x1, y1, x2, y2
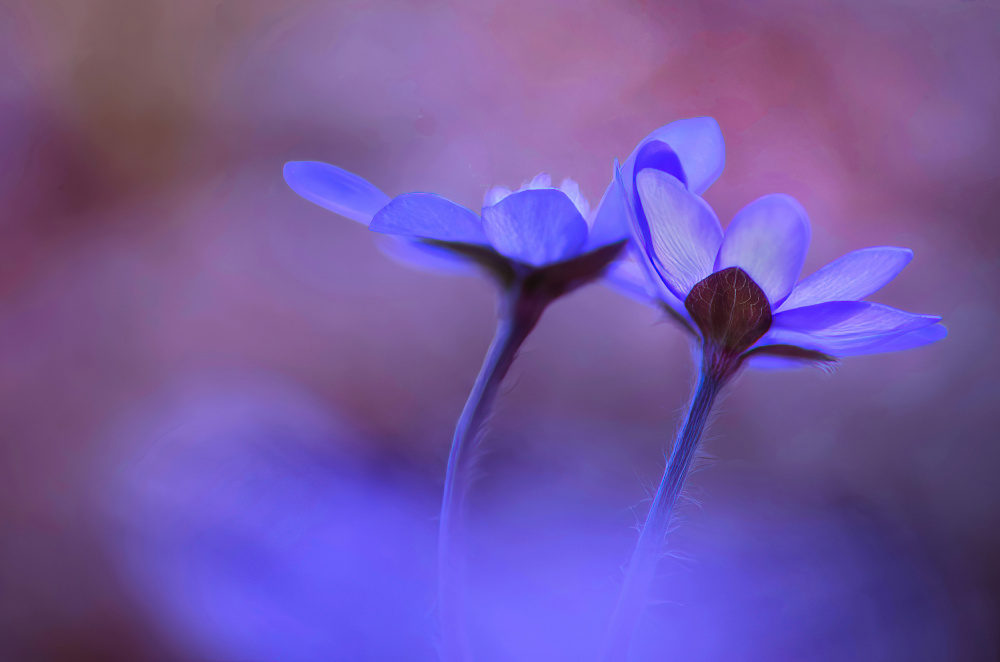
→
(622, 117, 725, 195)
(759, 322, 946, 357)
(481, 188, 588, 266)
(772, 300, 872, 332)
(773, 301, 936, 335)
(369, 193, 489, 245)
(764, 301, 940, 353)
(780, 247, 914, 311)
(620, 141, 688, 270)
(716, 194, 811, 305)
(835, 322, 947, 356)
(635, 168, 724, 298)
(283, 161, 390, 225)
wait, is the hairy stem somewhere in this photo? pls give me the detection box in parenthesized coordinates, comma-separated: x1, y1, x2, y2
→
(602, 357, 727, 661)
(438, 285, 544, 662)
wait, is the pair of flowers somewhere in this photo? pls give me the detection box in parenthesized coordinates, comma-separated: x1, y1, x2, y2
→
(283, 118, 944, 661)
(285, 119, 943, 368)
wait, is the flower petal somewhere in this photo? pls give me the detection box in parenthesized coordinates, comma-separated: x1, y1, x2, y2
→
(283, 161, 390, 225)
(763, 301, 940, 353)
(603, 255, 690, 321)
(746, 354, 812, 371)
(835, 322, 947, 356)
(631, 140, 688, 188)
(558, 178, 591, 222)
(526, 173, 551, 189)
(369, 193, 489, 245)
(481, 188, 588, 266)
(779, 247, 914, 311)
(635, 168, 724, 298)
(623, 117, 725, 195)
(375, 235, 480, 275)
(483, 185, 512, 208)
(773, 300, 936, 335)
(586, 165, 631, 250)
(743, 344, 838, 372)
(772, 300, 872, 332)
(716, 194, 811, 305)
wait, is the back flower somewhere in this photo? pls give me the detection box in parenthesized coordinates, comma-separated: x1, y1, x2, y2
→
(602, 131, 945, 661)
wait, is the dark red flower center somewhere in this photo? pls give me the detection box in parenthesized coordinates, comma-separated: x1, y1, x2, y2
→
(684, 267, 772, 356)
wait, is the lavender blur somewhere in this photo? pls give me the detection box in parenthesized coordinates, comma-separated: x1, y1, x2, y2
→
(603, 129, 946, 659)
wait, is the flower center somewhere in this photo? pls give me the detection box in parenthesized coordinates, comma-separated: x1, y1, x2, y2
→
(684, 267, 772, 356)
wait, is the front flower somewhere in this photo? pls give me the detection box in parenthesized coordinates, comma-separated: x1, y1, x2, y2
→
(281, 158, 643, 662)
(614, 140, 946, 375)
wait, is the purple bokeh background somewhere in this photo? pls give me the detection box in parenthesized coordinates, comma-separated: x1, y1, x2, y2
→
(0, 1, 998, 660)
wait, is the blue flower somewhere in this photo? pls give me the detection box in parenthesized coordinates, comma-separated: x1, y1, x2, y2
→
(602, 129, 947, 660)
(282, 164, 630, 293)
(282, 159, 636, 661)
(611, 140, 946, 372)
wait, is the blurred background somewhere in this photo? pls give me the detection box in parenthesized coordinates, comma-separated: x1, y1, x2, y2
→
(0, 0, 997, 659)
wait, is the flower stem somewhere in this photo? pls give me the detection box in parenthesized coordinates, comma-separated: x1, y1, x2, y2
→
(602, 358, 726, 661)
(438, 284, 544, 662)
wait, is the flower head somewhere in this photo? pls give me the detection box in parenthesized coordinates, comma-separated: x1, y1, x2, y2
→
(613, 139, 946, 376)
(282, 162, 632, 305)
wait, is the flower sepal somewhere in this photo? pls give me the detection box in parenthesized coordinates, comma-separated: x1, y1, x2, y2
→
(422, 238, 627, 300)
(415, 239, 515, 283)
(683, 266, 769, 380)
(521, 239, 628, 301)
(684, 267, 840, 379)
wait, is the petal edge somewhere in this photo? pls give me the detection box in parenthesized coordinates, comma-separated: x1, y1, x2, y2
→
(635, 168, 723, 298)
(716, 194, 811, 305)
(370, 193, 489, 245)
(481, 189, 588, 266)
(780, 246, 914, 310)
(283, 161, 390, 225)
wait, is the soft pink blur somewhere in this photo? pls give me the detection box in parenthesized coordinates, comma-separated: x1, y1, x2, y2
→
(0, 1, 997, 660)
